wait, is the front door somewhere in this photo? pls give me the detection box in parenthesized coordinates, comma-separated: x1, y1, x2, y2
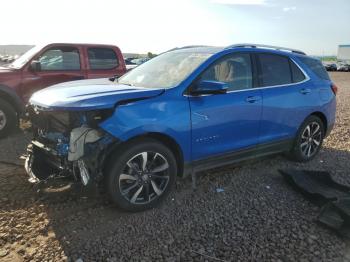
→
(189, 52, 262, 161)
(21, 46, 86, 102)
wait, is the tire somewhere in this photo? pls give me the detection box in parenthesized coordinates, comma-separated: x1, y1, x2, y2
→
(289, 115, 325, 162)
(106, 138, 177, 212)
(0, 98, 18, 138)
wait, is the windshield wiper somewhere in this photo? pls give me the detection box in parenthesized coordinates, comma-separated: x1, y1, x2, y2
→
(117, 81, 135, 87)
(120, 83, 134, 87)
(109, 75, 119, 82)
(108, 76, 135, 87)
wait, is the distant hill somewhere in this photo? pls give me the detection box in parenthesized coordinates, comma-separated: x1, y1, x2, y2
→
(0, 45, 34, 55)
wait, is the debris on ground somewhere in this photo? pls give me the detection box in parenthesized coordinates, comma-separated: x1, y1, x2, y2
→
(280, 169, 350, 238)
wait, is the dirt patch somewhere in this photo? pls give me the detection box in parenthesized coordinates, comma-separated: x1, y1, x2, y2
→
(0, 72, 350, 261)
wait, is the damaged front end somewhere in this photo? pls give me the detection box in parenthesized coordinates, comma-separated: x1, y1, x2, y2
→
(25, 105, 118, 186)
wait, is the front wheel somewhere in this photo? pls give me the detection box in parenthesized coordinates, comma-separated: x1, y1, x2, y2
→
(106, 139, 177, 212)
(289, 115, 325, 162)
(0, 98, 18, 138)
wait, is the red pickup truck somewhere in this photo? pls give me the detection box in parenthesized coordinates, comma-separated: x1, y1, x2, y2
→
(0, 43, 126, 137)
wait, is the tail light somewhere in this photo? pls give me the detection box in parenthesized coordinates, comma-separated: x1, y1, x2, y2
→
(331, 83, 338, 96)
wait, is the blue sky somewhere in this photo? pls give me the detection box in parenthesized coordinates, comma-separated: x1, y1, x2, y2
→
(1, 0, 349, 55)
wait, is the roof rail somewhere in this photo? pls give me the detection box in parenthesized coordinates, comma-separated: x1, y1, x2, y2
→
(225, 43, 306, 55)
(163, 45, 212, 54)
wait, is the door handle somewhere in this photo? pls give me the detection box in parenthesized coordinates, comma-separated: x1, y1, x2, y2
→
(300, 88, 311, 95)
(246, 96, 261, 103)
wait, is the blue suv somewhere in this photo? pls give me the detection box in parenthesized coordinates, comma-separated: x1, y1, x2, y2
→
(25, 44, 336, 211)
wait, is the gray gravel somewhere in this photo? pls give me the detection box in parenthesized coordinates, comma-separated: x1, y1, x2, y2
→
(0, 72, 350, 261)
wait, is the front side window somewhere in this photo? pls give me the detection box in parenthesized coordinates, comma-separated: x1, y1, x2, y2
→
(200, 53, 253, 91)
(259, 54, 292, 86)
(38, 47, 80, 71)
(88, 48, 119, 70)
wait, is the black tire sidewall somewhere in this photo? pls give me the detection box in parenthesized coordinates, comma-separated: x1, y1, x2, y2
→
(0, 98, 17, 138)
(292, 115, 325, 162)
(106, 139, 177, 212)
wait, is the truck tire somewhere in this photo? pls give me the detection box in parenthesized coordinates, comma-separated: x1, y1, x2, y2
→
(0, 98, 18, 138)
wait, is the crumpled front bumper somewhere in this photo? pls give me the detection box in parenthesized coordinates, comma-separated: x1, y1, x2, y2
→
(24, 141, 67, 183)
(24, 132, 119, 185)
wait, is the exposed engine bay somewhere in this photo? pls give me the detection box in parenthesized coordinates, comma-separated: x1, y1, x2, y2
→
(25, 105, 118, 186)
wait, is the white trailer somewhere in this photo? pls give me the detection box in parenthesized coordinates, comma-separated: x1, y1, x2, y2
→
(338, 45, 350, 62)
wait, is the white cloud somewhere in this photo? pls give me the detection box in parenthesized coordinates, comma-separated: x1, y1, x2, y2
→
(283, 6, 297, 12)
(211, 0, 266, 5)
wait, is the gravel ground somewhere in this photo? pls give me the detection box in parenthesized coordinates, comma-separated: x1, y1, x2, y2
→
(0, 72, 349, 262)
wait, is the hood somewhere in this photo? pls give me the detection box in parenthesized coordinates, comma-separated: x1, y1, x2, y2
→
(29, 78, 165, 111)
(0, 66, 17, 74)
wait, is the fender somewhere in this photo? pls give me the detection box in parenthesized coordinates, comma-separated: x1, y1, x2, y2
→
(0, 85, 25, 114)
(99, 93, 192, 162)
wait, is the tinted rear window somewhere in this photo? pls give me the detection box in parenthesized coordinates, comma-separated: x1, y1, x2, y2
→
(299, 57, 330, 80)
(88, 48, 119, 70)
(258, 54, 292, 86)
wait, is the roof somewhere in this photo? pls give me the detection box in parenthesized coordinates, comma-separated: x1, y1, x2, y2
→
(167, 46, 224, 54)
(169, 43, 306, 56)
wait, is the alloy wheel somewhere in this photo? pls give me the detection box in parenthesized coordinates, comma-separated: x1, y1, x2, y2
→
(118, 151, 170, 205)
(0, 110, 7, 131)
(300, 121, 322, 158)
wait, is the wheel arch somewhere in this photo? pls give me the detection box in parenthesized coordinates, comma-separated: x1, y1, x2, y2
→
(310, 111, 328, 133)
(0, 85, 24, 115)
(104, 132, 185, 177)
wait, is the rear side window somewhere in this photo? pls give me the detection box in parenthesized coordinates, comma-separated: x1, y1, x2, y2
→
(290, 60, 306, 83)
(88, 48, 119, 70)
(258, 54, 292, 86)
(298, 57, 330, 80)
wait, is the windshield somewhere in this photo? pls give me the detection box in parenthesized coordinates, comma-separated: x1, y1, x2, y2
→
(118, 51, 213, 89)
(9, 45, 44, 69)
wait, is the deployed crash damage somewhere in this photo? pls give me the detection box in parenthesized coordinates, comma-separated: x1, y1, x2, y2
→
(24, 78, 164, 186)
(25, 106, 117, 185)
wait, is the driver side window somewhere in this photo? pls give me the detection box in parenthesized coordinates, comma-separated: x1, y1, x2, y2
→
(38, 47, 80, 71)
(201, 53, 253, 91)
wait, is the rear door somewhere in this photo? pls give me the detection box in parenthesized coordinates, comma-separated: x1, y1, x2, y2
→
(21, 45, 85, 101)
(189, 52, 262, 161)
(257, 53, 320, 144)
(85, 47, 125, 79)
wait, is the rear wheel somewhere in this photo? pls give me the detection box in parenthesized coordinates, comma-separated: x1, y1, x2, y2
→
(0, 98, 17, 138)
(106, 139, 177, 212)
(289, 115, 325, 162)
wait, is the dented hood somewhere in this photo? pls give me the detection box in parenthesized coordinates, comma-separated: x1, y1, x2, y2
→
(29, 78, 165, 110)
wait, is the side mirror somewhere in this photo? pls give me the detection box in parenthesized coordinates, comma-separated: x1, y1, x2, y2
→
(30, 60, 41, 72)
(190, 80, 228, 96)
